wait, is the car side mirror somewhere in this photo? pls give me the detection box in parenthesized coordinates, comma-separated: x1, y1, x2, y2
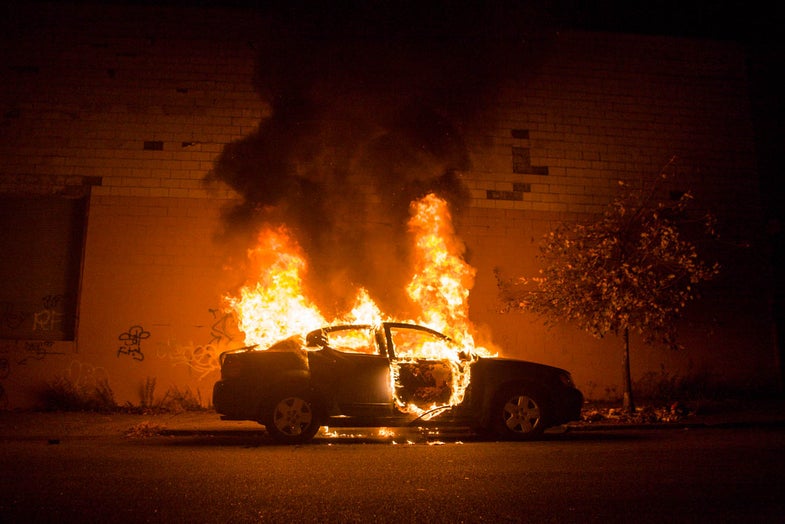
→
(306, 330, 328, 348)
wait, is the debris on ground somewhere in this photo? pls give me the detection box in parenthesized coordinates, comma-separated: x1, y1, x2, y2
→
(124, 421, 166, 439)
(580, 401, 692, 425)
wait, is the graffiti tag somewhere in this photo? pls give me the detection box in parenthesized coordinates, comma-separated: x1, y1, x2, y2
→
(157, 309, 240, 380)
(118, 325, 150, 361)
(207, 308, 235, 346)
(16, 340, 65, 365)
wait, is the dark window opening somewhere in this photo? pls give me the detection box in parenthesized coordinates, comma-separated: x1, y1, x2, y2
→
(0, 195, 87, 340)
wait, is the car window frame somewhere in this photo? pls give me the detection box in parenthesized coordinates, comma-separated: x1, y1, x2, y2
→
(309, 324, 381, 356)
(382, 322, 455, 360)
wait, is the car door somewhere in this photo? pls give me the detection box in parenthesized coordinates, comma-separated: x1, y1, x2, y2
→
(384, 324, 455, 410)
(307, 326, 393, 417)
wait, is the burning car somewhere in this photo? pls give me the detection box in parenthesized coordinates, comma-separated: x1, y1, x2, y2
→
(213, 322, 583, 443)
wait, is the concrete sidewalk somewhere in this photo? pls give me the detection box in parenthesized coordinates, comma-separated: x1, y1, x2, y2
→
(0, 410, 259, 440)
(1, 399, 783, 441)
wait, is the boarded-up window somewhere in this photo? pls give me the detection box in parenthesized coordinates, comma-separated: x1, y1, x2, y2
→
(0, 195, 87, 340)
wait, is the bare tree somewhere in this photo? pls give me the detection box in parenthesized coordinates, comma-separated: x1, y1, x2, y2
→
(498, 159, 719, 412)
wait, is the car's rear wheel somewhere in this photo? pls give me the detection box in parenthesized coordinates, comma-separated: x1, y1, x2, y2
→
(490, 386, 546, 440)
(264, 393, 321, 444)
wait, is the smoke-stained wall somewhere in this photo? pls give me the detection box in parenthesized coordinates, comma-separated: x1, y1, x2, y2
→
(0, 3, 777, 408)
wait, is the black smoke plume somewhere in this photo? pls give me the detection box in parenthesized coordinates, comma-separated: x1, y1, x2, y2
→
(206, 4, 530, 316)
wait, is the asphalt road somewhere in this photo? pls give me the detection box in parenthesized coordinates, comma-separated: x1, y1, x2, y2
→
(1, 426, 783, 523)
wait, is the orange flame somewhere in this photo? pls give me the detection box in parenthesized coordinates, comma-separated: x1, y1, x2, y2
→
(225, 226, 325, 349)
(406, 193, 476, 346)
(346, 287, 385, 326)
(223, 193, 493, 417)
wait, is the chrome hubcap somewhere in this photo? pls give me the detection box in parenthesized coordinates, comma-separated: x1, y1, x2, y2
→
(273, 397, 312, 436)
(503, 394, 541, 434)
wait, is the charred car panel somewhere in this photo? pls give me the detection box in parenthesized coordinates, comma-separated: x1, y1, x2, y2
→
(213, 322, 583, 443)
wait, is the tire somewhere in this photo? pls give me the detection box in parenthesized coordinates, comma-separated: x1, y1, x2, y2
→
(490, 385, 547, 440)
(264, 393, 321, 444)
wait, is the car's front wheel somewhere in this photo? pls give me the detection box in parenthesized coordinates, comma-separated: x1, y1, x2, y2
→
(264, 393, 321, 444)
(490, 386, 546, 440)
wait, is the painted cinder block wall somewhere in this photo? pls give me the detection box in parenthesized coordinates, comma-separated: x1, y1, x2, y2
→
(458, 31, 774, 400)
(0, 4, 777, 408)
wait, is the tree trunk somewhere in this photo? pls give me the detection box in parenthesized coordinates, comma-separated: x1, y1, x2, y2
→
(622, 327, 636, 413)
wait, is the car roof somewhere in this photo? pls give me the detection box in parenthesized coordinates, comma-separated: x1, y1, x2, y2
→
(311, 322, 450, 340)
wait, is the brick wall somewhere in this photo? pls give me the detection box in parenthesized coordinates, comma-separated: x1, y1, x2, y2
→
(458, 32, 772, 398)
(1, 4, 264, 406)
(0, 4, 777, 408)
(464, 32, 757, 214)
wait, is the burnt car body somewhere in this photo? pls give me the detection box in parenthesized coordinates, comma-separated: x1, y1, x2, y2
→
(213, 322, 583, 443)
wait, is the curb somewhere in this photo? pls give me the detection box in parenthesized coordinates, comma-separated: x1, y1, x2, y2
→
(2, 409, 783, 441)
(564, 419, 785, 432)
